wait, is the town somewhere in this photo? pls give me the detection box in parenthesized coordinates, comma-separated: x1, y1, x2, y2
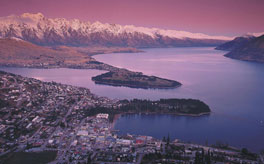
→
(0, 71, 263, 164)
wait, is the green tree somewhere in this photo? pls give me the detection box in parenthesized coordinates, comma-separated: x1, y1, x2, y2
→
(205, 150, 211, 164)
(162, 136, 166, 142)
(241, 148, 248, 155)
(195, 152, 201, 164)
(166, 133, 170, 145)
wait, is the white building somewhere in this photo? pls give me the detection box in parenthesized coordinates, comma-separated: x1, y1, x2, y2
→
(117, 139, 132, 145)
(32, 116, 39, 123)
(26, 123, 32, 129)
(96, 113, 109, 119)
(77, 130, 88, 136)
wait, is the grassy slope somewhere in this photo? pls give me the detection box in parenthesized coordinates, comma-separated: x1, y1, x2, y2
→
(0, 38, 91, 66)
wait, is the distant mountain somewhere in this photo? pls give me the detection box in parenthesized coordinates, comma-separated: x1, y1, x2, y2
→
(224, 35, 264, 63)
(0, 13, 232, 47)
(215, 35, 256, 51)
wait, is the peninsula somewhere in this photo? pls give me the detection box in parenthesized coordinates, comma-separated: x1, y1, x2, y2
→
(0, 38, 181, 89)
(119, 99, 210, 116)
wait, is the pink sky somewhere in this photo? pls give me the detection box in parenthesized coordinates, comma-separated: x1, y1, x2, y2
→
(0, 0, 263, 37)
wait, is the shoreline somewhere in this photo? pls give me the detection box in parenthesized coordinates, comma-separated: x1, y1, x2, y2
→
(0, 44, 182, 90)
(92, 79, 182, 89)
(110, 112, 259, 154)
(110, 112, 247, 154)
(110, 111, 211, 126)
(117, 111, 211, 117)
(88, 47, 144, 57)
(109, 111, 211, 131)
(0, 64, 182, 90)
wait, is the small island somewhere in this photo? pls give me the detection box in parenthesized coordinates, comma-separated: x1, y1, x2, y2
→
(92, 71, 181, 89)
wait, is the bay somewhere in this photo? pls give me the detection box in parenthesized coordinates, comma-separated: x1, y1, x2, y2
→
(1, 47, 264, 151)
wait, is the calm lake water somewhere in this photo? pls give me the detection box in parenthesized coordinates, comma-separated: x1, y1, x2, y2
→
(1, 47, 264, 152)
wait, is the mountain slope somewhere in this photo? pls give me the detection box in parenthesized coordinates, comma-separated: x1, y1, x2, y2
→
(0, 13, 232, 47)
(224, 35, 264, 63)
(0, 38, 92, 67)
(215, 35, 256, 51)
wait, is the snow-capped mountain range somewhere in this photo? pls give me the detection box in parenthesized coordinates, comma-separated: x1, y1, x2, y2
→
(0, 13, 233, 47)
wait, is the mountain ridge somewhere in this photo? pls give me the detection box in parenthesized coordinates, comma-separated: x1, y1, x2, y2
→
(224, 35, 264, 63)
(216, 34, 264, 63)
(0, 13, 232, 47)
(215, 35, 256, 51)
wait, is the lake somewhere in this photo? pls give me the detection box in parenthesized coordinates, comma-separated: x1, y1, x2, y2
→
(1, 47, 264, 152)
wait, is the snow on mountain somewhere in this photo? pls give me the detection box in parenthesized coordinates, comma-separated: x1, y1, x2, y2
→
(0, 13, 233, 47)
(246, 32, 264, 37)
(10, 36, 24, 41)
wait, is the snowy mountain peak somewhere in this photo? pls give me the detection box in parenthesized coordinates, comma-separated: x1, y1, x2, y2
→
(240, 34, 256, 39)
(0, 13, 233, 47)
(246, 32, 264, 37)
(21, 12, 44, 19)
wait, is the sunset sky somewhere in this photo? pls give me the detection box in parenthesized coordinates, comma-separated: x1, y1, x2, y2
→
(0, 0, 263, 37)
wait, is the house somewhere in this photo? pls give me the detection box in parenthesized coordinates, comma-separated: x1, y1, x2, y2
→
(77, 130, 88, 136)
(96, 113, 109, 119)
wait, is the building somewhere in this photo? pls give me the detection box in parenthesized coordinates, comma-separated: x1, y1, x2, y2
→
(96, 113, 109, 119)
(77, 130, 88, 136)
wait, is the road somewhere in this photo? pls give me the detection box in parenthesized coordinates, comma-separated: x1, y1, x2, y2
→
(54, 114, 89, 163)
(260, 154, 264, 164)
(136, 153, 144, 164)
(41, 97, 78, 148)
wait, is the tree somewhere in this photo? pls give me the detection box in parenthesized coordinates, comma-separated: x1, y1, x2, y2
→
(205, 150, 211, 164)
(60, 122, 65, 128)
(195, 152, 201, 164)
(132, 147, 135, 153)
(166, 133, 170, 145)
(86, 154, 92, 164)
(201, 149, 205, 163)
(162, 136, 166, 142)
(241, 148, 248, 155)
